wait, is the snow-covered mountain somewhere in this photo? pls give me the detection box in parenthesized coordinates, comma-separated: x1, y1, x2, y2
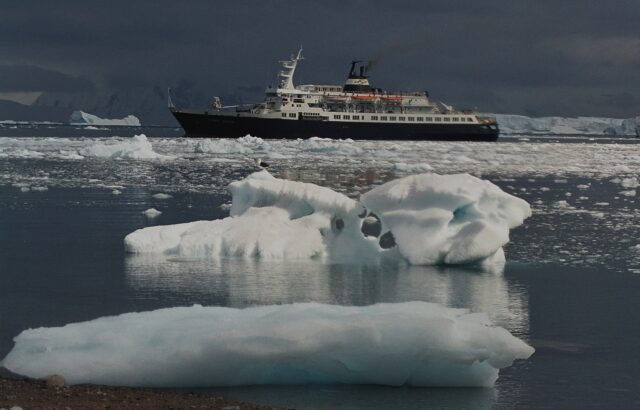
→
(494, 114, 640, 136)
(69, 110, 141, 126)
(33, 85, 171, 125)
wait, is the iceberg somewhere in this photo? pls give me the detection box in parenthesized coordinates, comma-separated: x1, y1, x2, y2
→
(124, 171, 530, 267)
(361, 173, 531, 265)
(69, 110, 141, 126)
(494, 114, 640, 135)
(1, 302, 534, 387)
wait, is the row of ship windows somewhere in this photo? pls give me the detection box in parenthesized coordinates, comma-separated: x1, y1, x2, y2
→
(281, 112, 321, 118)
(334, 115, 475, 123)
(279, 113, 475, 123)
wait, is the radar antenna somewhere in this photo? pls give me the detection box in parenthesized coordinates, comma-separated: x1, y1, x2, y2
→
(167, 87, 175, 109)
(278, 47, 304, 90)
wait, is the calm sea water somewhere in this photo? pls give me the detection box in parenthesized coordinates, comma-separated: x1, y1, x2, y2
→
(1, 129, 639, 409)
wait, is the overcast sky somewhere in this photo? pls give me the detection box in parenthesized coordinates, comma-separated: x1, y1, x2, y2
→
(1, 0, 639, 117)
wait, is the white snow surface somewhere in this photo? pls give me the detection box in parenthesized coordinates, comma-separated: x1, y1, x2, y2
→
(1, 302, 534, 387)
(80, 134, 172, 160)
(125, 171, 530, 267)
(69, 110, 141, 126)
(494, 114, 640, 135)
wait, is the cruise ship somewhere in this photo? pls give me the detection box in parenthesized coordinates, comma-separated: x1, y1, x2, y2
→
(169, 49, 499, 141)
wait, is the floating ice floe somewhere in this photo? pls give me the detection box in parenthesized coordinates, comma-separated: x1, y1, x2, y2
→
(194, 135, 270, 154)
(152, 193, 173, 200)
(125, 171, 531, 268)
(195, 139, 253, 154)
(142, 208, 162, 218)
(1, 302, 534, 388)
(80, 134, 172, 160)
(619, 177, 639, 189)
(293, 137, 363, 155)
(57, 150, 84, 160)
(3, 148, 45, 159)
(393, 162, 433, 173)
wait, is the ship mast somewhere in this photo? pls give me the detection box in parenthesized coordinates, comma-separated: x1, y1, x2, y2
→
(278, 47, 304, 90)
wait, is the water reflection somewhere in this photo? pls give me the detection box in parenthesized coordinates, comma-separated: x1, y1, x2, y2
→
(125, 256, 529, 336)
(124, 256, 530, 408)
(200, 384, 498, 410)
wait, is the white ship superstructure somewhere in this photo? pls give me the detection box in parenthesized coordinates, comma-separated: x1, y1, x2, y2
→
(170, 48, 499, 140)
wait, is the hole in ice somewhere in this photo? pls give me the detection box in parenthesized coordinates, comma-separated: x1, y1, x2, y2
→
(333, 217, 344, 231)
(361, 213, 382, 237)
(358, 209, 368, 218)
(451, 203, 473, 224)
(379, 231, 396, 249)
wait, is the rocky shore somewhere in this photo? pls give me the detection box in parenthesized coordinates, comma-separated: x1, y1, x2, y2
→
(0, 377, 277, 410)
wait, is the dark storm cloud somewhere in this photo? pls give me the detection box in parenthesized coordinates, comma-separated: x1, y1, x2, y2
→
(1, 0, 639, 117)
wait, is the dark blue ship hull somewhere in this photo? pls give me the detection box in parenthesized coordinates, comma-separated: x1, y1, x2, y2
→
(171, 110, 499, 141)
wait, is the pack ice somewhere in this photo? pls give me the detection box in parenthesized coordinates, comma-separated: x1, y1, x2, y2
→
(1, 302, 534, 387)
(124, 171, 531, 267)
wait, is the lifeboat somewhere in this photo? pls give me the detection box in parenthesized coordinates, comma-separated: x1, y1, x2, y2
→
(351, 94, 378, 101)
(324, 94, 349, 101)
(381, 95, 403, 102)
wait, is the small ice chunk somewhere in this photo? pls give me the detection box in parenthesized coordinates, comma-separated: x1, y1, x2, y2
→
(80, 135, 172, 160)
(295, 137, 363, 155)
(195, 139, 252, 154)
(619, 190, 636, 197)
(58, 150, 84, 160)
(142, 208, 162, 218)
(112, 189, 122, 195)
(393, 162, 433, 173)
(31, 186, 48, 192)
(152, 193, 173, 200)
(1, 302, 534, 388)
(620, 177, 639, 189)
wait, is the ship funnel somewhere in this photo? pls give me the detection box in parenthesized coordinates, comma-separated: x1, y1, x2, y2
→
(344, 60, 372, 93)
